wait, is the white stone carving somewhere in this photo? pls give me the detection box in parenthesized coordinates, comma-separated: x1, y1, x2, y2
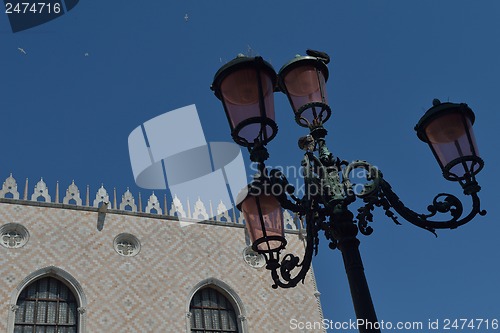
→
(186, 198, 192, 218)
(242, 246, 265, 269)
(209, 200, 214, 219)
(31, 178, 51, 202)
(216, 201, 231, 222)
(119, 188, 137, 212)
(85, 185, 90, 206)
(191, 198, 208, 220)
(232, 206, 237, 224)
(55, 181, 60, 203)
(113, 188, 117, 212)
(0, 174, 20, 199)
(113, 233, 140, 257)
(169, 195, 186, 218)
(93, 185, 110, 208)
(23, 178, 28, 200)
(283, 210, 297, 230)
(145, 192, 162, 214)
(0, 223, 29, 248)
(238, 213, 246, 225)
(0, 172, 251, 225)
(62, 180, 82, 206)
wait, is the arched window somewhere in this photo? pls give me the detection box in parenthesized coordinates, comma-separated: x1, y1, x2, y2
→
(189, 287, 239, 332)
(14, 276, 78, 333)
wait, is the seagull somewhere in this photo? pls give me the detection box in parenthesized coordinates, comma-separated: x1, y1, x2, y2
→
(18, 47, 26, 55)
(184, 14, 189, 22)
(306, 49, 330, 64)
(84, 52, 89, 57)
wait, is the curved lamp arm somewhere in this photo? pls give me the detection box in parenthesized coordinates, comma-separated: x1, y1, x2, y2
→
(356, 174, 487, 236)
(268, 208, 317, 289)
(244, 126, 486, 289)
(263, 155, 326, 289)
(260, 145, 487, 290)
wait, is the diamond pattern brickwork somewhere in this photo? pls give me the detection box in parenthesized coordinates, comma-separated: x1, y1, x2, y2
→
(0, 201, 324, 332)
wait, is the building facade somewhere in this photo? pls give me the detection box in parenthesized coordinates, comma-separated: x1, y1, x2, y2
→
(0, 175, 325, 332)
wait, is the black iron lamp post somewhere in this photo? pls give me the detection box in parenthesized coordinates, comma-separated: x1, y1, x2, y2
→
(211, 51, 486, 333)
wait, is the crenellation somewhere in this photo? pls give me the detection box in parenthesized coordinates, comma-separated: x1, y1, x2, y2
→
(0, 174, 19, 199)
(192, 197, 208, 220)
(145, 192, 162, 214)
(169, 194, 187, 218)
(93, 184, 109, 208)
(31, 178, 51, 203)
(216, 200, 232, 222)
(63, 180, 83, 206)
(119, 188, 137, 212)
(0, 174, 303, 228)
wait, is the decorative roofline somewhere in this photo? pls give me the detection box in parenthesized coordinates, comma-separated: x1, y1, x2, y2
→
(0, 174, 302, 231)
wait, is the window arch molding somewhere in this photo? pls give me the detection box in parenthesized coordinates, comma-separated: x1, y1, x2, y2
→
(7, 266, 87, 333)
(185, 278, 248, 333)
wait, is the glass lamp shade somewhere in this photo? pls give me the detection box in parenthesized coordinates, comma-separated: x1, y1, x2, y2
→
(212, 55, 278, 147)
(278, 55, 330, 127)
(416, 100, 483, 181)
(240, 192, 286, 253)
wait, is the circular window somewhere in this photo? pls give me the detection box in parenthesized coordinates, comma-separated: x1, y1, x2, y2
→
(242, 246, 265, 269)
(0, 223, 29, 248)
(113, 233, 140, 257)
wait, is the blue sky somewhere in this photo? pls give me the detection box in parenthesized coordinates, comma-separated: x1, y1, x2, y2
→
(1, 1, 499, 330)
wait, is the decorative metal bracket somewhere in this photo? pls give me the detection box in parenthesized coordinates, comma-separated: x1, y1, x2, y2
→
(251, 123, 486, 289)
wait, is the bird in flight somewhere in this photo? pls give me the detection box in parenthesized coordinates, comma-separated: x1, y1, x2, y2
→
(84, 52, 89, 57)
(184, 14, 189, 22)
(18, 47, 26, 55)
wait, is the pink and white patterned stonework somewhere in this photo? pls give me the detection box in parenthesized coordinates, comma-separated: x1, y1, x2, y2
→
(0, 199, 325, 332)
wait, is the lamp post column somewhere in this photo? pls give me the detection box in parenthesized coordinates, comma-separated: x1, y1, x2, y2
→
(333, 210, 380, 333)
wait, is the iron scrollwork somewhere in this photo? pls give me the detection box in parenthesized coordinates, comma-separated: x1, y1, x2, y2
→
(254, 123, 486, 289)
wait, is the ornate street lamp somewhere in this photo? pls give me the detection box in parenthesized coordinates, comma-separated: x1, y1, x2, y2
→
(211, 50, 486, 333)
(278, 54, 330, 127)
(211, 54, 278, 147)
(238, 182, 286, 254)
(415, 99, 483, 190)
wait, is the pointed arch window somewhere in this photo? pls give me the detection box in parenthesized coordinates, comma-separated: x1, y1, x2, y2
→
(14, 276, 78, 333)
(189, 287, 239, 332)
